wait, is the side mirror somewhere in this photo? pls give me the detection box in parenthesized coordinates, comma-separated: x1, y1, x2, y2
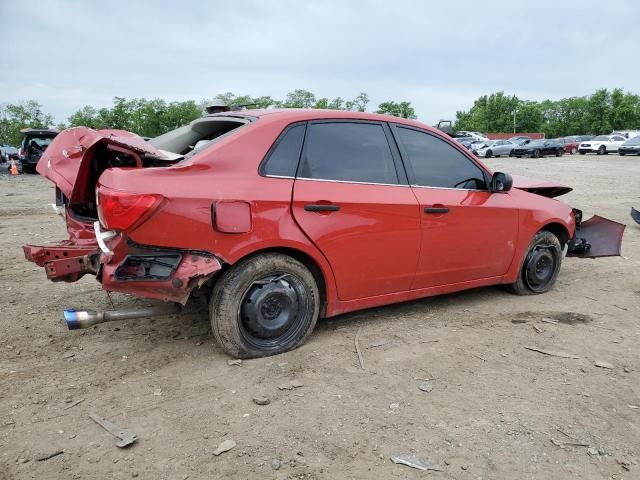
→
(490, 172, 513, 193)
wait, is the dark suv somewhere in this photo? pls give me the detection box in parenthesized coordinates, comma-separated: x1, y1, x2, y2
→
(19, 128, 59, 173)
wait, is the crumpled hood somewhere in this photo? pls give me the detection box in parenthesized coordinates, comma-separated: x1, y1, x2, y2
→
(511, 174, 572, 198)
(36, 127, 171, 198)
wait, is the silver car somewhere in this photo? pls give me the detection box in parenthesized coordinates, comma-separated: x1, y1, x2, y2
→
(474, 139, 516, 158)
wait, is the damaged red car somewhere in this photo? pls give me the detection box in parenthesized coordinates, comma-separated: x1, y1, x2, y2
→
(24, 110, 625, 358)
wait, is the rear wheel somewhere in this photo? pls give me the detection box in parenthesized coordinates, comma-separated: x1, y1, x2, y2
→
(533, 149, 541, 158)
(485, 150, 493, 158)
(508, 230, 563, 295)
(597, 145, 606, 155)
(555, 149, 563, 157)
(210, 253, 320, 359)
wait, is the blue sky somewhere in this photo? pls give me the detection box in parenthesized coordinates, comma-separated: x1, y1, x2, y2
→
(1, 0, 638, 125)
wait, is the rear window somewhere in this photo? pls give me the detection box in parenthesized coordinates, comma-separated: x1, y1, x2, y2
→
(25, 137, 53, 147)
(149, 116, 250, 156)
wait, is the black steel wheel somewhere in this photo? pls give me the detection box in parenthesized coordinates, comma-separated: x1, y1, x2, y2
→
(210, 253, 319, 358)
(508, 230, 563, 295)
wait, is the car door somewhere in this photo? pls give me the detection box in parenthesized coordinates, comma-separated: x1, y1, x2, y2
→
(610, 135, 625, 151)
(391, 125, 519, 288)
(495, 140, 509, 156)
(292, 120, 421, 301)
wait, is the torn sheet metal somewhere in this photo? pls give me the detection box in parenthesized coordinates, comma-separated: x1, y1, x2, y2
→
(511, 174, 573, 198)
(567, 215, 626, 258)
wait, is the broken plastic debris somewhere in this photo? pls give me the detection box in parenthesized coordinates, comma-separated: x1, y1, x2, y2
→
(213, 439, 236, 456)
(390, 454, 443, 471)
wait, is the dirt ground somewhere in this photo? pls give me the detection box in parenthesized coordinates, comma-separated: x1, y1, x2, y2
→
(1, 154, 639, 480)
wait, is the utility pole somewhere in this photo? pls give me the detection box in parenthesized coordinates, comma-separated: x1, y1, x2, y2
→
(512, 109, 517, 134)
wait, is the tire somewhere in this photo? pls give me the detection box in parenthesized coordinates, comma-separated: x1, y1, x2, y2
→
(620, 152, 625, 156)
(533, 149, 541, 158)
(555, 149, 563, 157)
(210, 253, 320, 359)
(571, 147, 577, 154)
(508, 230, 563, 295)
(579, 151, 586, 155)
(597, 145, 606, 155)
(509, 150, 514, 157)
(485, 150, 493, 158)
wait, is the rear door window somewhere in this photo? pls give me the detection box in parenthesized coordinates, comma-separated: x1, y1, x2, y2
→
(298, 122, 399, 184)
(394, 126, 487, 190)
(261, 123, 306, 177)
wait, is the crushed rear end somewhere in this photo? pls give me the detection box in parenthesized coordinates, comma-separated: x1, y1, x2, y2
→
(23, 126, 223, 304)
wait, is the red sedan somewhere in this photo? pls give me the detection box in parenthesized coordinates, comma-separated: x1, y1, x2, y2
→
(24, 110, 624, 358)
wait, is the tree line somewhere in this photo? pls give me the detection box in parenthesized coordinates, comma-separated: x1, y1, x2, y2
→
(0, 90, 416, 145)
(2, 87, 639, 145)
(455, 89, 640, 138)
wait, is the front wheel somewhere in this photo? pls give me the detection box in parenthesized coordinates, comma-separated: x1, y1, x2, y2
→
(597, 145, 606, 155)
(555, 149, 563, 157)
(485, 150, 493, 158)
(508, 230, 563, 295)
(210, 253, 320, 358)
(533, 149, 541, 158)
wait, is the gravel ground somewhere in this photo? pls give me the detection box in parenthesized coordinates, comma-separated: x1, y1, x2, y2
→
(0, 154, 639, 480)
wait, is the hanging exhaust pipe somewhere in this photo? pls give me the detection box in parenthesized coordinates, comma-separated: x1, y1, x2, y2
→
(63, 303, 181, 330)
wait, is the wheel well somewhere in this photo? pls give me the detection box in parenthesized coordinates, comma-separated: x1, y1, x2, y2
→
(218, 247, 328, 317)
(541, 223, 570, 246)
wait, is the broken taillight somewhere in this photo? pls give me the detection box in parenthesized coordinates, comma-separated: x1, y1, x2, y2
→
(97, 188, 163, 231)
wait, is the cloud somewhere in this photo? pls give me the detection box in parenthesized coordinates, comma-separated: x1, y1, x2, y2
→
(1, 0, 638, 125)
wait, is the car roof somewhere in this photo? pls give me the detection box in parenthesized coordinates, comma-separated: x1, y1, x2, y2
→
(206, 108, 435, 132)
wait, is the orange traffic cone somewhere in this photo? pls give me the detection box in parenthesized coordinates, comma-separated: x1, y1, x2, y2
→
(9, 159, 19, 176)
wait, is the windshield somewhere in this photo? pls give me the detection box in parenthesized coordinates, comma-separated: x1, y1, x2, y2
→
(624, 136, 640, 145)
(593, 135, 609, 141)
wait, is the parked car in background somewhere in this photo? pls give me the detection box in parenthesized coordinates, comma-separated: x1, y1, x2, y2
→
(19, 128, 59, 173)
(578, 134, 626, 155)
(555, 137, 580, 155)
(455, 137, 477, 149)
(23, 109, 624, 358)
(611, 130, 640, 139)
(1, 145, 19, 162)
(512, 139, 564, 158)
(457, 131, 489, 141)
(508, 136, 531, 146)
(618, 136, 640, 155)
(475, 139, 516, 158)
(573, 135, 594, 142)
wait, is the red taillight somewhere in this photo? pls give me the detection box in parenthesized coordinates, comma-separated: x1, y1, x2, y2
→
(97, 188, 162, 231)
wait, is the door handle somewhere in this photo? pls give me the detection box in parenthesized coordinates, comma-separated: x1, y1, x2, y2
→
(424, 207, 449, 214)
(304, 204, 340, 212)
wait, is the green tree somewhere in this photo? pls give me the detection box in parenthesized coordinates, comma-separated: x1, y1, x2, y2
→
(0, 101, 54, 145)
(376, 101, 417, 119)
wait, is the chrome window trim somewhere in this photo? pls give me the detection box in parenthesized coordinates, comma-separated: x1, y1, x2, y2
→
(409, 184, 488, 192)
(264, 174, 486, 191)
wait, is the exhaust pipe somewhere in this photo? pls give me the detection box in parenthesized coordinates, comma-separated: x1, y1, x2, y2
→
(64, 303, 181, 330)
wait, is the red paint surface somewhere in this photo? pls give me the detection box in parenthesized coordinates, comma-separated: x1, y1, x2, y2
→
(26, 110, 577, 316)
